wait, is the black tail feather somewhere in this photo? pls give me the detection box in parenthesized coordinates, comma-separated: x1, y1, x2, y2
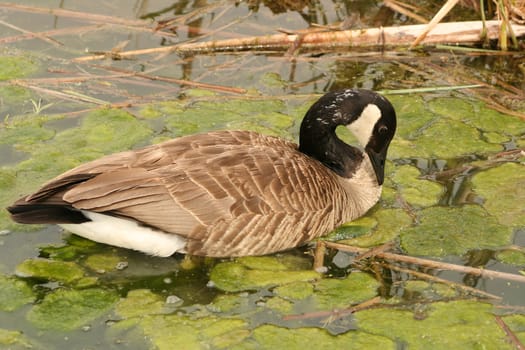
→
(7, 204, 89, 224)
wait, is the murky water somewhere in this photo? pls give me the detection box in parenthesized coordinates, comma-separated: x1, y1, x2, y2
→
(1, 0, 524, 349)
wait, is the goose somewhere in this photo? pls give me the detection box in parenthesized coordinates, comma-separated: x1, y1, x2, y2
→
(7, 89, 396, 257)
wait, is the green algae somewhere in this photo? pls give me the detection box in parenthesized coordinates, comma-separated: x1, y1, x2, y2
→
(391, 165, 444, 207)
(0, 113, 62, 148)
(40, 245, 84, 261)
(0, 56, 38, 80)
(496, 249, 525, 265)
(26, 288, 119, 331)
(501, 314, 525, 345)
(235, 324, 395, 350)
(209, 259, 319, 292)
(427, 96, 476, 121)
(265, 296, 294, 313)
(404, 280, 456, 299)
(42, 108, 153, 164)
(235, 256, 289, 271)
(115, 289, 165, 319)
(273, 281, 314, 300)
(471, 162, 525, 227)
(273, 253, 314, 270)
(140, 314, 248, 350)
(313, 272, 379, 310)
(400, 205, 512, 256)
(40, 235, 100, 261)
(235, 254, 313, 271)
(208, 272, 378, 319)
(484, 131, 509, 143)
(260, 72, 288, 89)
(431, 283, 457, 298)
(388, 94, 434, 139)
(208, 294, 252, 313)
(15, 258, 85, 284)
(326, 216, 378, 241)
(337, 208, 412, 247)
(0, 169, 21, 230)
(84, 253, 124, 273)
(0, 275, 35, 312)
(0, 85, 32, 111)
(0, 328, 33, 349)
(394, 118, 501, 159)
(429, 97, 525, 135)
(1, 87, 524, 348)
(156, 98, 291, 138)
(387, 96, 520, 159)
(356, 300, 512, 349)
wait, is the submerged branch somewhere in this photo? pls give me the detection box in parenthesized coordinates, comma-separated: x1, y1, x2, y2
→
(283, 296, 382, 322)
(495, 315, 525, 350)
(324, 242, 525, 284)
(380, 262, 501, 300)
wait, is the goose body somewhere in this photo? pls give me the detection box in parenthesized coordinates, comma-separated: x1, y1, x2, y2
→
(8, 89, 396, 257)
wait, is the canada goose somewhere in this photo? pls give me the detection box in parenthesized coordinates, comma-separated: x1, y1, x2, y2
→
(7, 89, 396, 257)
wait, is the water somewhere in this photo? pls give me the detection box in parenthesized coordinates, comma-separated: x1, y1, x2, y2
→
(1, 1, 524, 348)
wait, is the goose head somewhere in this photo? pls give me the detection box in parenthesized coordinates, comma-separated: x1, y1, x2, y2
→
(299, 89, 396, 185)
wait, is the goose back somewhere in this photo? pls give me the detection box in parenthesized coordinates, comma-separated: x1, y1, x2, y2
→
(10, 130, 372, 256)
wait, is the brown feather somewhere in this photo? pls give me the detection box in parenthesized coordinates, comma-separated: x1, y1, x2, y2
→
(10, 130, 360, 256)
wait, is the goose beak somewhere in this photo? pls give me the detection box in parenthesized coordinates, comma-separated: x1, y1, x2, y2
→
(366, 147, 387, 186)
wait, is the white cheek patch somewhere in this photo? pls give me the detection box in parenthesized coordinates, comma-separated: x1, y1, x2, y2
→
(346, 104, 381, 147)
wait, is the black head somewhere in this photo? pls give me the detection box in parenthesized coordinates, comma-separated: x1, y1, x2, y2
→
(299, 89, 397, 185)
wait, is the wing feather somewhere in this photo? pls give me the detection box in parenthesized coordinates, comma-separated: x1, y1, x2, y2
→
(12, 130, 350, 256)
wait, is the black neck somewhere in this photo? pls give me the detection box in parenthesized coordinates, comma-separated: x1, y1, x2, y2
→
(299, 117, 363, 179)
